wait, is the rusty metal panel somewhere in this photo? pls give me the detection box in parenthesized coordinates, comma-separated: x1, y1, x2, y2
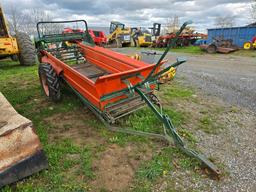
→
(0, 93, 31, 136)
(0, 92, 48, 187)
(217, 47, 237, 54)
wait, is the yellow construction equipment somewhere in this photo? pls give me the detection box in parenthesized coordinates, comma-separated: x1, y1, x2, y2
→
(0, 6, 36, 65)
(108, 21, 131, 48)
(131, 27, 153, 47)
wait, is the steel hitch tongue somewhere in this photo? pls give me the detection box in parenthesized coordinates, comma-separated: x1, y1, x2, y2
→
(134, 88, 221, 176)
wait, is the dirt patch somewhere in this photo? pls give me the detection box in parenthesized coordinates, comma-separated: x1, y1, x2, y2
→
(91, 144, 152, 191)
(45, 108, 105, 146)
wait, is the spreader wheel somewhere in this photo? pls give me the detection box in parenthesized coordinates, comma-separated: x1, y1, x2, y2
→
(38, 63, 61, 102)
(243, 42, 252, 50)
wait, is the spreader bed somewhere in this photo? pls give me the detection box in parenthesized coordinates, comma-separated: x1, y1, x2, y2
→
(72, 62, 109, 82)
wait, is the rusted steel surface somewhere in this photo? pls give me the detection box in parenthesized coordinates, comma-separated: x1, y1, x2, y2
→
(0, 126, 42, 172)
(72, 62, 109, 82)
(0, 92, 48, 187)
(199, 44, 208, 50)
(217, 47, 237, 54)
(0, 93, 31, 136)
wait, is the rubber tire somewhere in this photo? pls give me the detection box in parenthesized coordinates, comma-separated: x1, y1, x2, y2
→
(16, 32, 36, 66)
(206, 44, 217, 54)
(38, 63, 61, 102)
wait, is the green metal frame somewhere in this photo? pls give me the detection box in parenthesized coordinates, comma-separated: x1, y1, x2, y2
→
(35, 20, 95, 51)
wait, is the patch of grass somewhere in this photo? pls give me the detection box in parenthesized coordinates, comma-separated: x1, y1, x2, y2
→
(179, 128, 198, 144)
(0, 60, 94, 191)
(17, 139, 93, 191)
(170, 46, 203, 54)
(162, 82, 194, 99)
(133, 147, 200, 190)
(105, 106, 186, 146)
(151, 46, 203, 55)
(231, 49, 256, 57)
(80, 148, 95, 179)
(198, 115, 224, 134)
(137, 148, 173, 180)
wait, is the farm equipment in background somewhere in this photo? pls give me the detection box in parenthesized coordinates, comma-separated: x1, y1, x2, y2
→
(149, 23, 161, 38)
(155, 33, 207, 48)
(0, 92, 48, 187)
(243, 36, 256, 50)
(200, 36, 238, 54)
(130, 27, 152, 47)
(152, 21, 206, 48)
(88, 29, 107, 46)
(0, 6, 36, 65)
(108, 21, 131, 48)
(35, 20, 220, 176)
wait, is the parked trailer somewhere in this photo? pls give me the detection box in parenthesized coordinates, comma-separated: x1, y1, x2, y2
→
(155, 33, 207, 48)
(35, 20, 220, 176)
(207, 26, 256, 48)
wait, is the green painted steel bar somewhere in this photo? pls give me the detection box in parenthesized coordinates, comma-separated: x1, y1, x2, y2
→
(151, 59, 186, 80)
(142, 20, 192, 84)
(135, 87, 220, 175)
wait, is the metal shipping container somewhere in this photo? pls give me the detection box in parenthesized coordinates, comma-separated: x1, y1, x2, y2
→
(207, 26, 256, 47)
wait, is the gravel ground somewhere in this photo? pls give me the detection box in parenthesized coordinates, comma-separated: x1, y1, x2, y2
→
(174, 53, 256, 112)
(170, 52, 256, 192)
(115, 48, 256, 112)
(115, 48, 256, 191)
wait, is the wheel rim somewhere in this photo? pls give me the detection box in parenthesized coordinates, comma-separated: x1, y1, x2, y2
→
(244, 42, 251, 50)
(41, 73, 49, 96)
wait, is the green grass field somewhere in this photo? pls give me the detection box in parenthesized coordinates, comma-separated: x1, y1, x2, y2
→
(152, 46, 256, 57)
(0, 59, 224, 191)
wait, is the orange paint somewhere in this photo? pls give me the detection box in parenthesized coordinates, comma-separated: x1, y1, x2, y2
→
(40, 44, 163, 110)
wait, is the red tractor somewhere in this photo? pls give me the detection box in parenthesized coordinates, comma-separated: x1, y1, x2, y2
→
(88, 29, 107, 46)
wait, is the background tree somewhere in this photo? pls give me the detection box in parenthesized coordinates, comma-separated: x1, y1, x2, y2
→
(251, 0, 256, 21)
(214, 16, 235, 28)
(7, 3, 26, 33)
(5, 5, 64, 36)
